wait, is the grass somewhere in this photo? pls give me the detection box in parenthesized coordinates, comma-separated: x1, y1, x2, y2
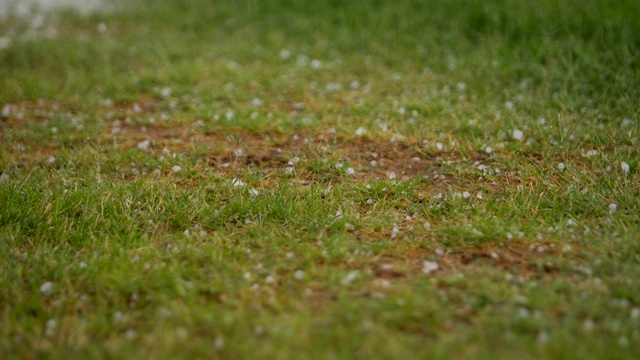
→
(1, 0, 639, 358)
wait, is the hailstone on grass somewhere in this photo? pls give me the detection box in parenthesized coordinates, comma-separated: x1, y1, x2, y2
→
(621, 161, 630, 173)
(422, 261, 439, 274)
(512, 129, 524, 140)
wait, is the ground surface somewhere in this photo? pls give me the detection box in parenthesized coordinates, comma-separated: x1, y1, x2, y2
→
(1, 0, 639, 359)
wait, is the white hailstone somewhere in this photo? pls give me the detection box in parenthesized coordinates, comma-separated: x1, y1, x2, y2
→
(537, 331, 549, 344)
(325, 82, 342, 91)
(171, 165, 181, 173)
(286, 252, 294, 259)
(370, 160, 378, 167)
(505, 101, 514, 111)
(310, 59, 323, 69)
(0, 173, 10, 181)
(621, 161, 630, 173)
(265, 276, 275, 284)
(346, 167, 356, 175)
(233, 148, 244, 157)
(462, 191, 470, 199)
(391, 225, 400, 239)
(1, 104, 10, 117)
(506, 232, 513, 240)
(125, 329, 137, 340)
(183, 229, 190, 236)
(366, 198, 374, 205)
(566, 219, 575, 226)
(583, 149, 598, 157)
(253, 325, 265, 336)
(380, 264, 394, 271)
(388, 172, 397, 180)
(557, 163, 565, 171)
(456, 82, 467, 91)
(609, 203, 617, 215)
(97, 22, 107, 33)
(621, 118, 632, 127)
(485, 146, 493, 154)
(40, 282, 54, 295)
(251, 98, 262, 106)
(0, 37, 10, 50)
(436, 142, 444, 150)
(355, 127, 367, 136)
(285, 167, 294, 173)
(47, 156, 56, 163)
(136, 140, 151, 150)
(175, 327, 188, 339)
(231, 178, 245, 187)
(294, 270, 305, 281)
(374, 279, 391, 288)
(327, 127, 336, 134)
(225, 110, 234, 120)
(279, 49, 291, 60)
(631, 307, 640, 319)
(45, 319, 57, 337)
(537, 117, 547, 125)
(51, 127, 58, 134)
(342, 270, 360, 285)
(112, 311, 123, 322)
(335, 163, 344, 169)
(411, 157, 420, 162)
(512, 128, 524, 140)
(476, 191, 484, 199)
(132, 103, 142, 113)
(196, 119, 205, 127)
(583, 319, 595, 332)
(422, 261, 439, 275)
(249, 189, 259, 197)
(243, 272, 251, 280)
(214, 337, 225, 350)
(161, 87, 172, 98)
(423, 221, 431, 230)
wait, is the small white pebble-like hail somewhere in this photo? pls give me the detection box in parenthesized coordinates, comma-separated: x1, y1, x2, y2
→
(621, 161, 630, 173)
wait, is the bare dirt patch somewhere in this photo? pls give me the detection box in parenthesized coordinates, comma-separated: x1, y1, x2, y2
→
(202, 132, 470, 182)
(371, 241, 569, 282)
(107, 122, 470, 182)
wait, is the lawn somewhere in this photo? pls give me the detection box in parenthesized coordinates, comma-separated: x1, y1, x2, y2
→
(1, 0, 639, 358)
